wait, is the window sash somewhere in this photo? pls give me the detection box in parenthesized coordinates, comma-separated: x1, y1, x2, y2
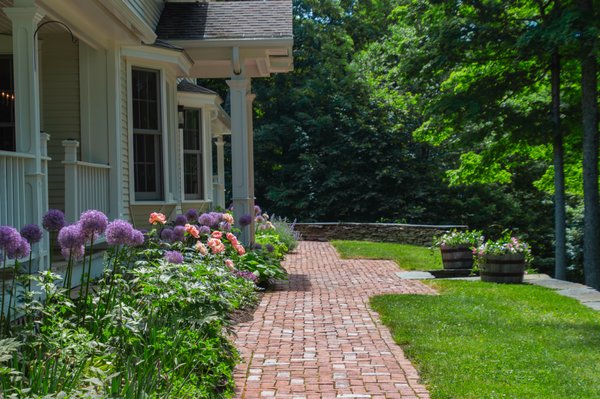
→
(132, 68, 163, 201)
(0, 56, 15, 152)
(182, 108, 203, 200)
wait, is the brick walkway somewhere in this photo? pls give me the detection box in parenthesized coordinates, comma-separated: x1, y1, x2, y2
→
(233, 241, 435, 399)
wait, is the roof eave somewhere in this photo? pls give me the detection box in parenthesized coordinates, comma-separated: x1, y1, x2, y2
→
(165, 37, 293, 49)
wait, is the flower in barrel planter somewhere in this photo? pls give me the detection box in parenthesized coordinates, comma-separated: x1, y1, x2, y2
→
(434, 230, 484, 270)
(473, 234, 533, 284)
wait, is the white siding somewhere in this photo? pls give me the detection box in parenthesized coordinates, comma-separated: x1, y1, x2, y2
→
(120, 56, 130, 220)
(125, 0, 164, 31)
(41, 33, 80, 217)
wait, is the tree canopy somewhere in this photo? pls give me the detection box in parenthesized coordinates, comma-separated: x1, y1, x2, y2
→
(245, 0, 599, 280)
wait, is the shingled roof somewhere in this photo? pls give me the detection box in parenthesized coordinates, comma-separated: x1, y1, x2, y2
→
(156, 1, 293, 41)
(177, 80, 217, 95)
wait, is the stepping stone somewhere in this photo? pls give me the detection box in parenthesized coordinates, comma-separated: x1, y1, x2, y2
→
(396, 271, 435, 280)
(583, 302, 600, 311)
(561, 290, 600, 303)
(523, 273, 553, 281)
(528, 279, 588, 290)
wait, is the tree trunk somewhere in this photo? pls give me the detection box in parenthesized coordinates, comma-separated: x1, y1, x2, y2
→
(580, 0, 600, 289)
(551, 51, 567, 281)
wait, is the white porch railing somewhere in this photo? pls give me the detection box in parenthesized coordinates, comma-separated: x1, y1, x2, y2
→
(62, 140, 110, 223)
(213, 174, 225, 209)
(0, 150, 33, 229)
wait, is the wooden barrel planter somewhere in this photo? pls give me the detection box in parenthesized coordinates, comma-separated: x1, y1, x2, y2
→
(440, 245, 474, 270)
(480, 253, 525, 284)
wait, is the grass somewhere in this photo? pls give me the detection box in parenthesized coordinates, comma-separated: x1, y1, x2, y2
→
(331, 240, 442, 271)
(371, 280, 600, 399)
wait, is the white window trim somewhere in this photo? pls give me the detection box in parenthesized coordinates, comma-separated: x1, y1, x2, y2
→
(177, 92, 219, 203)
(181, 107, 204, 201)
(127, 59, 171, 205)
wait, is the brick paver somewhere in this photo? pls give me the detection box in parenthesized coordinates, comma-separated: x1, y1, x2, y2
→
(233, 241, 435, 399)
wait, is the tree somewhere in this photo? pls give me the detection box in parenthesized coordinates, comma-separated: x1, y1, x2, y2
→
(578, 0, 600, 288)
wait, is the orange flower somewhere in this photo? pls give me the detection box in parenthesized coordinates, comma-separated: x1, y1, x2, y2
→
(211, 231, 223, 239)
(149, 212, 167, 225)
(185, 224, 200, 238)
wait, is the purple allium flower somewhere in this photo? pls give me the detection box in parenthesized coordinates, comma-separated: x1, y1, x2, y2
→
(209, 212, 223, 225)
(239, 215, 252, 227)
(252, 243, 263, 250)
(0, 226, 22, 252)
(78, 210, 108, 238)
(160, 228, 174, 242)
(164, 250, 184, 264)
(58, 224, 85, 250)
(174, 214, 187, 226)
(255, 215, 265, 223)
(198, 213, 213, 227)
(42, 209, 65, 232)
(128, 230, 145, 247)
(254, 205, 262, 216)
(198, 225, 211, 236)
(235, 270, 258, 283)
(265, 244, 275, 253)
(61, 245, 84, 261)
(185, 208, 199, 222)
(7, 237, 30, 259)
(20, 224, 43, 244)
(172, 226, 186, 242)
(105, 219, 134, 246)
(219, 221, 231, 231)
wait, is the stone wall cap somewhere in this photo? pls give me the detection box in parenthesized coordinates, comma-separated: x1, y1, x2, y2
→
(294, 222, 468, 229)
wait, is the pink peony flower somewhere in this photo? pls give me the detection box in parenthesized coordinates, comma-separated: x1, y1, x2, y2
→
(195, 241, 208, 255)
(149, 212, 167, 225)
(222, 213, 234, 224)
(226, 232, 239, 245)
(207, 238, 225, 254)
(235, 244, 246, 255)
(185, 224, 200, 238)
(211, 231, 223, 239)
(224, 259, 235, 270)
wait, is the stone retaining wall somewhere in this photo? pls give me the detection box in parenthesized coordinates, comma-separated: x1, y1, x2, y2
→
(294, 223, 468, 247)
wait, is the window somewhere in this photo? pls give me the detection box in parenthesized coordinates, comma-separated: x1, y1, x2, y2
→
(0, 56, 15, 152)
(132, 68, 162, 200)
(183, 108, 203, 200)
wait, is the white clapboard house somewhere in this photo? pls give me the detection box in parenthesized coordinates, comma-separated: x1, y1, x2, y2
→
(0, 0, 293, 273)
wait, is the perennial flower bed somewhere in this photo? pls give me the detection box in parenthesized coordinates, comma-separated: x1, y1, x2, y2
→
(0, 206, 293, 398)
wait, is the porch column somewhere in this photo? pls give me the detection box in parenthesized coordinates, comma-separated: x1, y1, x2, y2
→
(4, 4, 44, 157)
(214, 135, 226, 209)
(247, 93, 256, 206)
(226, 77, 255, 245)
(4, 5, 48, 269)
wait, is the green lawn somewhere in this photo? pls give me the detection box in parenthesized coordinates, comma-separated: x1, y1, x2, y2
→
(331, 240, 442, 271)
(371, 280, 600, 399)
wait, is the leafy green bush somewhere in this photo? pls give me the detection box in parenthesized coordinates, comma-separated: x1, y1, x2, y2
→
(270, 216, 300, 252)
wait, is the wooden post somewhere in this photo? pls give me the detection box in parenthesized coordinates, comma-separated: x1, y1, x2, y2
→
(62, 140, 80, 223)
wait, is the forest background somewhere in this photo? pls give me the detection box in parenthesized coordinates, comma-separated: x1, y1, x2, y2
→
(203, 0, 600, 282)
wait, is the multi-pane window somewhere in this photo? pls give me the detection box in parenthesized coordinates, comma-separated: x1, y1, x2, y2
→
(0, 56, 15, 152)
(183, 108, 203, 200)
(132, 68, 162, 200)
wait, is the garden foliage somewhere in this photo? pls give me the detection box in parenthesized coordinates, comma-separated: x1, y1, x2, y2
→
(0, 207, 295, 398)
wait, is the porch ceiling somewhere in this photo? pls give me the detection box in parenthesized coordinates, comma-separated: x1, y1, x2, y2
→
(0, 0, 153, 49)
